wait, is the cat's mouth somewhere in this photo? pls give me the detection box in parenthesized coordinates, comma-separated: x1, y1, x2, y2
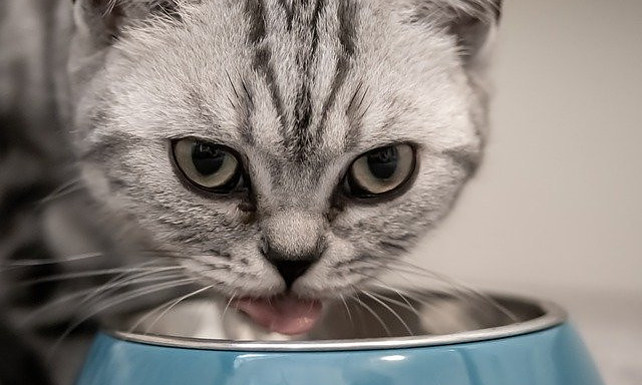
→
(233, 295, 323, 335)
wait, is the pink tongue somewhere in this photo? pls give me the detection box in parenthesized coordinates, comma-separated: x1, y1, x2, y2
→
(234, 296, 323, 335)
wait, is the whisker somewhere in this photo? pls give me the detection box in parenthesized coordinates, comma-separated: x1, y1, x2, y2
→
(352, 259, 519, 325)
(48, 277, 198, 360)
(21, 272, 187, 327)
(83, 278, 198, 320)
(363, 288, 425, 320)
(338, 294, 354, 327)
(125, 288, 191, 334)
(0, 252, 104, 271)
(387, 262, 518, 322)
(376, 283, 417, 313)
(363, 278, 421, 305)
(143, 285, 215, 334)
(221, 290, 238, 321)
(363, 258, 518, 322)
(21, 259, 183, 312)
(364, 277, 436, 306)
(36, 177, 82, 206)
(46, 260, 185, 317)
(344, 291, 367, 331)
(367, 281, 508, 329)
(16, 265, 181, 287)
(348, 291, 392, 337)
(360, 290, 414, 336)
(349, 270, 435, 308)
(77, 266, 185, 307)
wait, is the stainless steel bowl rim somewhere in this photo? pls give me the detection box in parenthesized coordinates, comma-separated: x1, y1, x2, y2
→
(108, 295, 567, 352)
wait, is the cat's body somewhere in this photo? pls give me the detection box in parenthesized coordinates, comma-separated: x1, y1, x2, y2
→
(0, 0, 501, 383)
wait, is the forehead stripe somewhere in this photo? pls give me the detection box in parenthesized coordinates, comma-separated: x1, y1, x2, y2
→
(226, 71, 255, 145)
(289, 0, 326, 159)
(316, 0, 359, 149)
(276, 0, 295, 30)
(244, 0, 267, 44)
(344, 81, 367, 151)
(244, 0, 287, 142)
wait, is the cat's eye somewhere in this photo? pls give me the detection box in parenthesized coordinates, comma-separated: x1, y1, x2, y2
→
(171, 139, 244, 193)
(345, 144, 416, 199)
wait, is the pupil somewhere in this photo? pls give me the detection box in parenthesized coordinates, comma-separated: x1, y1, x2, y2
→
(192, 143, 225, 175)
(367, 146, 398, 179)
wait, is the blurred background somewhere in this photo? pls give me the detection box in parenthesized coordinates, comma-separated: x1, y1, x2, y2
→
(406, 1, 641, 384)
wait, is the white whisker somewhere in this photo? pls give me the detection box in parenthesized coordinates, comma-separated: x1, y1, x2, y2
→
(363, 288, 429, 324)
(48, 277, 198, 360)
(349, 292, 392, 337)
(339, 293, 354, 327)
(360, 290, 414, 336)
(0, 252, 104, 271)
(78, 266, 186, 307)
(37, 177, 82, 206)
(21, 272, 186, 327)
(400, 267, 517, 322)
(143, 285, 215, 334)
(221, 290, 238, 321)
(17, 265, 180, 287)
(366, 258, 518, 321)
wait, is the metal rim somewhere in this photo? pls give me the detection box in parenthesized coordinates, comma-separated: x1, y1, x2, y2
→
(108, 295, 567, 352)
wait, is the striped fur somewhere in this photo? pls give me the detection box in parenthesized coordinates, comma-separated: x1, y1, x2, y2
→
(0, 0, 500, 383)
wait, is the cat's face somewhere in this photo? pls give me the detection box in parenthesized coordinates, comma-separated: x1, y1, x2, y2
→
(68, 0, 498, 327)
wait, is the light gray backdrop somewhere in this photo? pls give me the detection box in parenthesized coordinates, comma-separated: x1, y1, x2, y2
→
(407, 1, 641, 384)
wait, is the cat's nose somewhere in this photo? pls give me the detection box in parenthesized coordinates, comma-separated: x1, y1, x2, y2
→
(261, 242, 321, 289)
(263, 244, 320, 289)
(260, 211, 324, 288)
(270, 259, 316, 289)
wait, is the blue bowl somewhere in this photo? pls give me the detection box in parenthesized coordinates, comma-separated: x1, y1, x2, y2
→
(75, 291, 604, 385)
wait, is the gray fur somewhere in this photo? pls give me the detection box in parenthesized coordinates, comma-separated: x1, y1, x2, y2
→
(0, 0, 500, 383)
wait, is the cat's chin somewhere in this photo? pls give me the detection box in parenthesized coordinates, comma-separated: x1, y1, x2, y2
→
(232, 295, 323, 335)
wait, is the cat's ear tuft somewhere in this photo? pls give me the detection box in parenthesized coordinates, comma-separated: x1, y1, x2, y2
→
(72, 0, 180, 45)
(412, 0, 502, 67)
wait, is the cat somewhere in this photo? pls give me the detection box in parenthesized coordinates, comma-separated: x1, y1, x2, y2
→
(0, 0, 501, 383)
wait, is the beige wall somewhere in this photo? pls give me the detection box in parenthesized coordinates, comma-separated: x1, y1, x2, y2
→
(410, 0, 642, 295)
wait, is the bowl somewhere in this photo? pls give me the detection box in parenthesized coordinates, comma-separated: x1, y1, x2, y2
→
(75, 290, 604, 385)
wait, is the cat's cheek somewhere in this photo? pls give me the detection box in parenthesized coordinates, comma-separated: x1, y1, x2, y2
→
(192, 240, 287, 297)
(180, 257, 285, 297)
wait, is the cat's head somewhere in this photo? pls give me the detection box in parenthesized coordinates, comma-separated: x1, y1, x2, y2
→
(66, 0, 500, 331)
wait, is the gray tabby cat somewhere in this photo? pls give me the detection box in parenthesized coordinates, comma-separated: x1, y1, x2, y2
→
(0, 0, 501, 383)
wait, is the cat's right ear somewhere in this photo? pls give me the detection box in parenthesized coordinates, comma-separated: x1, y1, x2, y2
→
(72, 0, 127, 45)
(72, 0, 180, 46)
(411, 0, 502, 69)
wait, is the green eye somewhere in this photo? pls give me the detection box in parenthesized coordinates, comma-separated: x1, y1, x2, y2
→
(345, 144, 416, 198)
(172, 139, 243, 193)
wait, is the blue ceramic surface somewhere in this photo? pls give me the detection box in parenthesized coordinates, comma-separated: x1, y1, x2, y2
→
(75, 323, 603, 385)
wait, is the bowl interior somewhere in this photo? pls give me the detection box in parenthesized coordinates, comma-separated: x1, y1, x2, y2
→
(108, 290, 563, 350)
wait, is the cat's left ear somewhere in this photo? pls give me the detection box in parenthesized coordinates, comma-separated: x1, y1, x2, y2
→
(413, 0, 502, 68)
